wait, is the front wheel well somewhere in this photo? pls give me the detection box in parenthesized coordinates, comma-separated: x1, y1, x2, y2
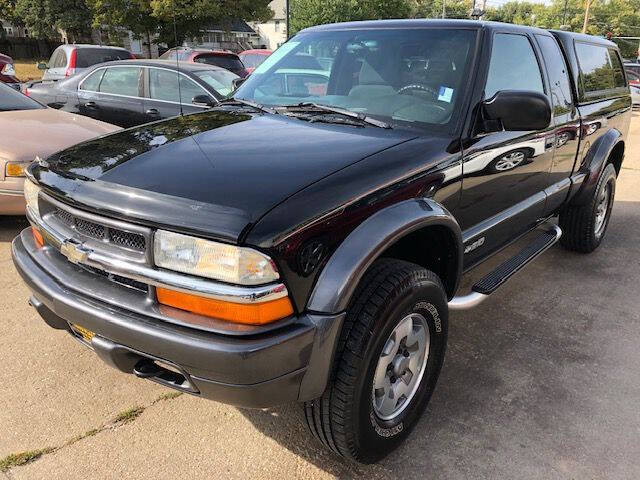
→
(608, 141, 624, 176)
(378, 225, 459, 298)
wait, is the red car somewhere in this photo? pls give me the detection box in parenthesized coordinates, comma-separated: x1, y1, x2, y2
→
(239, 49, 272, 74)
(160, 47, 249, 78)
(0, 53, 20, 90)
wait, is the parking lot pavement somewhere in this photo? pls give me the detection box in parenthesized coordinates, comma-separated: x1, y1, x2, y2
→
(1, 113, 639, 479)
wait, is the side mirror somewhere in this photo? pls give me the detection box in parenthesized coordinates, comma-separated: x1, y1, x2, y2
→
(481, 90, 551, 131)
(192, 94, 215, 107)
(37, 62, 48, 70)
(232, 77, 247, 90)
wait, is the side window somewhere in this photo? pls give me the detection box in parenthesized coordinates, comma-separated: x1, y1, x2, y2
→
(608, 49, 627, 88)
(485, 33, 544, 99)
(535, 35, 573, 115)
(53, 50, 67, 68)
(99, 67, 141, 97)
(575, 43, 615, 94)
(149, 69, 208, 103)
(79, 69, 105, 91)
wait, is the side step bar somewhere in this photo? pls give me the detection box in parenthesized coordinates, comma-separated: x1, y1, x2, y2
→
(448, 224, 562, 311)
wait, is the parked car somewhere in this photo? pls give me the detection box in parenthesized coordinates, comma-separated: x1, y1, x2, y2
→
(0, 83, 118, 215)
(239, 49, 272, 74)
(38, 44, 134, 82)
(0, 53, 20, 90)
(160, 47, 249, 77)
(626, 69, 640, 106)
(623, 61, 640, 77)
(13, 21, 631, 463)
(26, 60, 238, 128)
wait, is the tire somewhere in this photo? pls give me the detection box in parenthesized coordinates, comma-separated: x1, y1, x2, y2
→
(304, 258, 448, 463)
(559, 163, 617, 253)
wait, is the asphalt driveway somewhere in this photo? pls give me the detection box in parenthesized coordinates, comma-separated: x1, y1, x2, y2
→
(1, 113, 639, 479)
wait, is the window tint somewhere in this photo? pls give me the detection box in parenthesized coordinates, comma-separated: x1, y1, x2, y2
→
(99, 67, 140, 96)
(80, 69, 105, 91)
(576, 43, 615, 94)
(76, 48, 132, 68)
(240, 53, 269, 69)
(535, 35, 573, 115)
(196, 55, 244, 71)
(608, 49, 626, 88)
(148, 69, 209, 103)
(485, 34, 544, 99)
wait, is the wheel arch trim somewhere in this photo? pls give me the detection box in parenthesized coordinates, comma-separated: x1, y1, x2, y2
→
(306, 198, 463, 314)
(571, 128, 623, 205)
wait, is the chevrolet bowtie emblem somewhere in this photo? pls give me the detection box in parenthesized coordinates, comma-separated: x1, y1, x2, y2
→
(60, 240, 91, 264)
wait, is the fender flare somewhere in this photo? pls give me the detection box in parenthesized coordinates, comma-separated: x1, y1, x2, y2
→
(571, 128, 623, 206)
(306, 198, 463, 314)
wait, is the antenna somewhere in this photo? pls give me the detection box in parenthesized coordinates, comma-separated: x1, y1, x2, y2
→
(172, 0, 184, 116)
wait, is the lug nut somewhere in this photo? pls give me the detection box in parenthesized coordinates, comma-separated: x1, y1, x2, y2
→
(403, 350, 410, 357)
(391, 376, 397, 383)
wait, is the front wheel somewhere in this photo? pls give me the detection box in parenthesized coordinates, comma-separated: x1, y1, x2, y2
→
(304, 259, 448, 463)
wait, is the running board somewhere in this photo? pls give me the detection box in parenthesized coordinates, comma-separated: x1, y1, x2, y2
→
(448, 224, 562, 311)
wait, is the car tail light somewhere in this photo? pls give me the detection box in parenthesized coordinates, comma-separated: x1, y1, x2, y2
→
(1, 62, 16, 76)
(65, 49, 77, 77)
(24, 88, 30, 96)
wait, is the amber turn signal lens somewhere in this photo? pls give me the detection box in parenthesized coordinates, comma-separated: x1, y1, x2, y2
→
(32, 226, 44, 248)
(156, 288, 294, 325)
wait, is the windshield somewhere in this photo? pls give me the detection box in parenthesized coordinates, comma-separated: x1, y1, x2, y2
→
(195, 55, 245, 71)
(0, 83, 44, 111)
(76, 48, 132, 67)
(240, 53, 270, 69)
(195, 69, 238, 97)
(234, 28, 477, 130)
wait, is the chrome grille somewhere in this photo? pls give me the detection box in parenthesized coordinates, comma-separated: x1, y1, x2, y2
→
(54, 207, 146, 253)
(110, 229, 146, 251)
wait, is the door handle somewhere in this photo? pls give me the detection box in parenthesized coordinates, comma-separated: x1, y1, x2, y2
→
(84, 101, 97, 108)
(146, 108, 159, 115)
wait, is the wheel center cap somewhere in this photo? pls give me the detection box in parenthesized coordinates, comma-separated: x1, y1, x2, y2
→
(392, 354, 410, 377)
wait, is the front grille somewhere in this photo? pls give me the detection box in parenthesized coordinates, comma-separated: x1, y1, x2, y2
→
(81, 265, 149, 293)
(110, 229, 146, 251)
(54, 208, 146, 253)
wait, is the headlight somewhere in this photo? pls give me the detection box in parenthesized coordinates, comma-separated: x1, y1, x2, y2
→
(6, 161, 29, 177)
(24, 179, 41, 218)
(154, 230, 280, 285)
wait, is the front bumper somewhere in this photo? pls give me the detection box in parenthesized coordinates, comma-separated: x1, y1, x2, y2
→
(12, 228, 344, 407)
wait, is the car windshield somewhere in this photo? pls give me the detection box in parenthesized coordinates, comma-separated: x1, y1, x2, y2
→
(76, 48, 131, 67)
(194, 69, 238, 97)
(0, 83, 44, 111)
(241, 53, 270, 69)
(234, 28, 477, 130)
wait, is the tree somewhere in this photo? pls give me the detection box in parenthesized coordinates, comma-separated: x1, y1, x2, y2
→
(13, 0, 93, 41)
(412, 0, 473, 19)
(289, 0, 413, 35)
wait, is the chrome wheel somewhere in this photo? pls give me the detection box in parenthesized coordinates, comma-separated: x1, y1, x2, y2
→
(372, 313, 430, 421)
(495, 151, 526, 171)
(594, 182, 611, 238)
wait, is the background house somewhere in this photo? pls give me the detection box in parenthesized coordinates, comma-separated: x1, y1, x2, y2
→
(250, 0, 287, 50)
(186, 20, 262, 52)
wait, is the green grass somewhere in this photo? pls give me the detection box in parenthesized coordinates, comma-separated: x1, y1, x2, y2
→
(112, 406, 145, 425)
(0, 448, 55, 472)
(13, 60, 45, 82)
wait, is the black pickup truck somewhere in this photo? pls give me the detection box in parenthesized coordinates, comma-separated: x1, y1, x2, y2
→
(13, 20, 631, 463)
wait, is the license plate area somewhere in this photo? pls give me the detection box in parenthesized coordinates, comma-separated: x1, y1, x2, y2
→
(69, 322, 96, 348)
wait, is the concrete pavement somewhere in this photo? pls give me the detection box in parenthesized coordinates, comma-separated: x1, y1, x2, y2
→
(1, 113, 639, 479)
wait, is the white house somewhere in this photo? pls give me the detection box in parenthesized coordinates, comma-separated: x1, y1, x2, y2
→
(250, 0, 287, 50)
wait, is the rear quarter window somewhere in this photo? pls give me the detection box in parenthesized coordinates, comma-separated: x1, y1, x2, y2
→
(575, 42, 627, 101)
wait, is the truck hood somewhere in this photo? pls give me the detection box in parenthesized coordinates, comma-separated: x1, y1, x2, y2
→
(30, 110, 415, 242)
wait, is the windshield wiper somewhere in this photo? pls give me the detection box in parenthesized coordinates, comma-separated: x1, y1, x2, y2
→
(218, 97, 276, 114)
(278, 102, 392, 129)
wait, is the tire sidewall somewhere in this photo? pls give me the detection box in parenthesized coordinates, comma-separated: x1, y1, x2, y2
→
(592, 163, 616, 243)
(353, 274, 448, 458)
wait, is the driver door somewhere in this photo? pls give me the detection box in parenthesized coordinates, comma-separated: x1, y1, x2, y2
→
(459, 31, 555, 268)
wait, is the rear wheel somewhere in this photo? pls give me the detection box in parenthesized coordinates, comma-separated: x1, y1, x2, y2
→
(304, 259, 448, 463)
(560, 163, 616, 253)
